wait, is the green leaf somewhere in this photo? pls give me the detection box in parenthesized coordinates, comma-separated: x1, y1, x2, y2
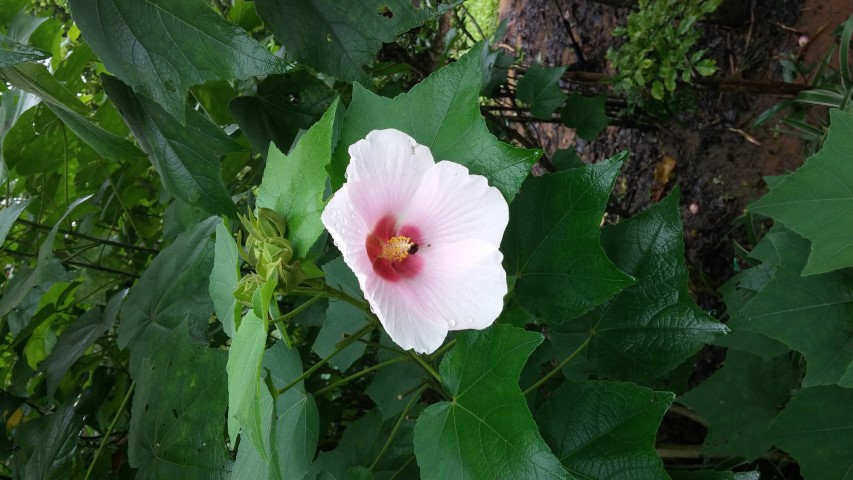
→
(234, 340, 319, 480)
(0, 195, 89, 318)
(0, 198, 32, 246)
(749, 109, 853, 275)
(730, 230, 853, 387)
(227, 311, 267, 459)
(651, 80, 665, 100)
(536, 380, 673, 479)
(678, 350, 800, 460)
(503, 155, 634, 322)
(0, 31, 49, 67)
(68, 0, 286, 123)
(103, 75, 240, 218)
(0, 62, 87, 115)
(118, 217, 218, 374)
(516, 63, 567, 120)
(550, 148, 585, 171)
(312, 300, 369, 372)
(767, 385, 853, 480)
(40, 290, 126, 397)
(668, 472, 760, 480)
(413, 324, 569, 480)
(560, 94, 610, 141)
(210, 222, 240, 338)
(562, 190, 727, 382)
(128, 322, 231, 479)
(12, 401, 83, 480)
(366, 355, 424, 419)
(331, 43, 539, 201)
(255, 0, 453, 83)
(229, 71, 336, 156)
(258, 98, 339, 257)
(48, 104, 145, 162)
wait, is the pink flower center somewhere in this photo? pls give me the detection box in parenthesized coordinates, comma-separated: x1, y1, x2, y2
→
(365, 215, 424, 282)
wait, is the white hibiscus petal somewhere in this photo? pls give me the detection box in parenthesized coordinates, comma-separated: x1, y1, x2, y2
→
(344, 129, 434, 228)
(399, 160, 508, 247)
(320, 185, 372, 288)
(413, 240, 507, 331)
(364, 276, 449, 354)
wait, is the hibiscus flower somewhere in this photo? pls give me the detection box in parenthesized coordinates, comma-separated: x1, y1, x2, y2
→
(321, 129, 509, 354)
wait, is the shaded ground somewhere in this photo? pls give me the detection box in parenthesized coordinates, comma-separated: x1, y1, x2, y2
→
(496, 0, 853, 476)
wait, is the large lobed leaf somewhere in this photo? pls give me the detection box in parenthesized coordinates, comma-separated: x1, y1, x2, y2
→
(557, 190, 727, 382)
(256, 0, 453, 83)
(103, 75, 240, 218)
(729, 230, 853, 387)
(118, 217, 218, 374)
(330, 42, 539, 202)
(257, 98, 340, 257)
(128, 322, 231, 479)
(749, 108, 853, 275)
(678, 350, 800, 460)
(12, 401, 83, 480)
(414, 324, 569, 480)
(537, 380, 674, 479)
(503, 155, 634, 322)
(68, 0, 286, 123)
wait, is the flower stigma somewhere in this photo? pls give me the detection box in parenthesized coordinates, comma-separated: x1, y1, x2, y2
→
(381, 235, 416, 262)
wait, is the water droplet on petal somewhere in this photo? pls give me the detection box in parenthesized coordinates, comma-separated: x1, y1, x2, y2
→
(466, 317, 473, 323)
(448, 319, 456, 327)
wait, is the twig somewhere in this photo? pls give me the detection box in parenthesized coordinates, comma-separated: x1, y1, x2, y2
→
(15, 218, 159, 254)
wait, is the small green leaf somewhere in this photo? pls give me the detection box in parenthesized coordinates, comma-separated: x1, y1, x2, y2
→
(226, 311, 267, 458)
(561, 190, 727, 382)
(694, 59, 717, 76)
(749, 109, 853, 275)
(256, 0, 453, 83)
(258, 98, 340, 257)
(413, 324, 569, 480)
(503, 155, 634, 322)
(331, 43, 539, 202)
(651, 80, 665, 100)
(516, 63, 567, 120)
(128, 322, 231, 479)
(12, 401, 83, 480)
(210, 222, 240, 338)
(0, 31, 49, 67)
(312, 301, 369, 372)
(103, 75, 239, 218)
(229, 71, 336, 157)
(118, 217, 218, 374)
(679, 350, 800, 460)
(40, 290, 126, 396)
(767, 385, 853, 480)
(68, 0, 286, 123)
(537, 380, 674, 479)
(559, 94, 609, 140)
(730, 230, 853, 387)
(0, 198, 32, 246)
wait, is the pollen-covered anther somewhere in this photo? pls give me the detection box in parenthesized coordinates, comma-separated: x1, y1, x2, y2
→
(381, 235, 416, 262)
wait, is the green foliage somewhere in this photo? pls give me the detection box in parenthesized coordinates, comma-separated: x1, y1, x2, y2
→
(0, 2, 843, 478)
(537, 380, 673, 479)
(503, 154, 634, 321)
(607, 0, 720, 110)
(413, 325, 568, 479)
(330, 42, 540, 201)
(516, 63, 567, 120)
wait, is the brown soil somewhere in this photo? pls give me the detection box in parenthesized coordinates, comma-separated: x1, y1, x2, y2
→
(496, 0, 853, 477)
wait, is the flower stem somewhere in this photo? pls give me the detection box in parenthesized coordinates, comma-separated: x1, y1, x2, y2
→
(313, 355, 408, 397)
(271, 292, 326, 325)
(522, 335, 592, 396)
(324, 285, 375, 318)
(369, 385, 426, 472)
(408, 351, 441, 384)
(428, 338, 457, 360)
(84, 381, 135, 480)
(276, 322, 375, 396)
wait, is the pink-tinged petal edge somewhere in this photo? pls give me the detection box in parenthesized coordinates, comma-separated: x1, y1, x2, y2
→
(344, 129, 434, 230)
(399, 160, 509, 247)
